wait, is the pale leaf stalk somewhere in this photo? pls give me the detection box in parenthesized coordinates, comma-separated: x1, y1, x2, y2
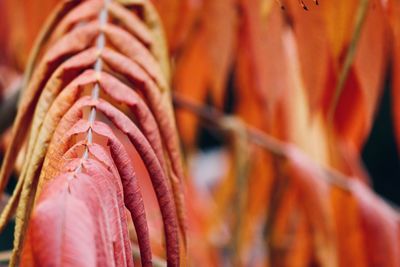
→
(77, 0, 110, 172)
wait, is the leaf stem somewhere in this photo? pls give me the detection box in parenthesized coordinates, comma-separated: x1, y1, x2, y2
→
(327, 0, 370, 125)
(77, 0, 110, 171)
(222, 119, 251, 265)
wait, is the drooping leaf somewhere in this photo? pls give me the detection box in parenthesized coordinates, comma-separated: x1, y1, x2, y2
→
(24, 181, 97, 267)
(0, 1, 186, 266)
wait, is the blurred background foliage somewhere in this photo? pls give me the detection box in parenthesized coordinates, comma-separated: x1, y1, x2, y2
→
(0, 0, 400, 266)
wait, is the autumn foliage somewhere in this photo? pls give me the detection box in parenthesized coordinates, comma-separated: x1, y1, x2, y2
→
(0, 0, 400, 266)
(0, 0, 185, 266)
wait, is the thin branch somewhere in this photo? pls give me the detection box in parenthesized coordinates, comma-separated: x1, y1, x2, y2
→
(173, 93, 400, 215)
(173, 93, 361, 193)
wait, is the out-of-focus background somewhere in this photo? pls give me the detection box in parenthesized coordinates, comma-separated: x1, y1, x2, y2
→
(1, 0, 400, 266)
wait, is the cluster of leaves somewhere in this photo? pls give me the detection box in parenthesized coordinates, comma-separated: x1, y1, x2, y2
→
(158, 0, 400, 265)
(0, 0, 186, 266)
(0, 0, 400, 266)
